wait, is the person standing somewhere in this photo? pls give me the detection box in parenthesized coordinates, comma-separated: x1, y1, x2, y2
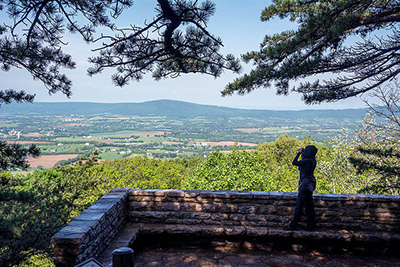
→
(283, 145, 318, 231)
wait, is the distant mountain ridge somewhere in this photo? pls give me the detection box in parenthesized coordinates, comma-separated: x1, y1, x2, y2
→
(0, 99, 369, 120)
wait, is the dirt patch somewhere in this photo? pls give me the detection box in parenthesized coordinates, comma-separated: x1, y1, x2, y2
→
(26, 154, 79, 169)
(12, 141, 52, 144)
(23, 133, 41, 137)
(312, 129, 341, 132)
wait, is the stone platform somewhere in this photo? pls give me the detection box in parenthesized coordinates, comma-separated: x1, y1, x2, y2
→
(52, 189, 400, 266)
(133, 247, 400, 267)
(97, 223, 400, 266)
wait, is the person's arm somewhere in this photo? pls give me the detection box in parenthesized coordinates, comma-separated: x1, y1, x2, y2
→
(292, 148, 304, 166)
(292, 152, 300, 163)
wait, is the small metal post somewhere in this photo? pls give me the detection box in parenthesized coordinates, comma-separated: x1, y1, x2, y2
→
(112, 247, 134, 267)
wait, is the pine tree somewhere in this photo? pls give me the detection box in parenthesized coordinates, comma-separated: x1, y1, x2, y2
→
(0, 0, 133, 103)
(222, 0, 400, 104)
(0, 0, 240, 104)
(88, 0, 241, 86)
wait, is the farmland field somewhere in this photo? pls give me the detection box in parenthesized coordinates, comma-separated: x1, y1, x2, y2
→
(26, 154, 80, 169)
(0, 100, 368, 170)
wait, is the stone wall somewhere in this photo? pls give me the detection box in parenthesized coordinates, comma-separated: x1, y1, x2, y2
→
(52, 189, 400, 266)
(51, 188, 129, 267)
(128, 189, 400, 232)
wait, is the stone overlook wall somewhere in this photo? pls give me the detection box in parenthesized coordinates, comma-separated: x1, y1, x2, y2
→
(51, 189, 129, 267)
(128, 189, 400, 232)
(52, 189, 400, 266)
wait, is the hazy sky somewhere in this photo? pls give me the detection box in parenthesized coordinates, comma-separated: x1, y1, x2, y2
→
(0, 0, 369, 110)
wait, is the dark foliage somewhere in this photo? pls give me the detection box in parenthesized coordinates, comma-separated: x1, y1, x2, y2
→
(222, 0, 400, 104)
(0, 0, 239, 102)
(88, 0, 241, 86)
(0, 141, 40, 171)
(0, 89, 35, 107)
(0, 0, 133, 103)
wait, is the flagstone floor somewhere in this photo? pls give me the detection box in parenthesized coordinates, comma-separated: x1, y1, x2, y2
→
(133, 246, 400, 267)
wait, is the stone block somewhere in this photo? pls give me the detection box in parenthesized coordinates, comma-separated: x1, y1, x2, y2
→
(164, 224, 194, 234)
(51, 231, 86, 245)
(140, 196, 156, 202)
(314, 199, 327, 207)
(203, 219, 225, 225)
(264, 215, 285, 222)
(190, 212, 211, 220)
(240, 220, 256, 227)
(221, 204, 238, 213)
(238, 205, 257, 214)
(200, 225, 225, 235)
(246, 214, 266, 221)
(211, 213, 229, 221)
(156, 202, 181, 211)
(145, 211, 170, 219)
(166, 218, 197, 224)
(275, 206, 293, 215)
(273, 200, 295, 207)
(165, 190, 186, 197)
(203, 203, 222, 212)
(229, 214, 246, 221)
(74, 210, 105, 223)
(318, 193, 351, 200)
(88, 201, 118, 212)
(264, 192, 285, 199)
(129, 201, 155, 211)
(135, 189, 163, 196)
(183, 190, 200, 198)
(177, 202, 199, 212)
(225, 226, 247, 235)
(199, 190, 235, 199)
(280, 192, 298, 199)
(258, 205, 276, 214)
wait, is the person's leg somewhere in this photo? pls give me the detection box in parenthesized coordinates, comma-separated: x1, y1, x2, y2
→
(304, 190, 315, 230)
(288, 189, 306, 228)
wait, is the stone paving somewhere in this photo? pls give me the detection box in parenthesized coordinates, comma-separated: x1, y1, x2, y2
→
(133, 247, 400, 267)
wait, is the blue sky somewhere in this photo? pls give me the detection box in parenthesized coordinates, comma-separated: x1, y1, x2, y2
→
(0, 0, 369, 110)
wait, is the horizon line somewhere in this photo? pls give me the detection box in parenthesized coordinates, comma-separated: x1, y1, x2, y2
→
(16, 99, 369, 112)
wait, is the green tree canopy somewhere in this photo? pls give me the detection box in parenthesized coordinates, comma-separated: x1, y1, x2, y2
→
(222, 0, 400, 104)
(182, 147, 272, 191)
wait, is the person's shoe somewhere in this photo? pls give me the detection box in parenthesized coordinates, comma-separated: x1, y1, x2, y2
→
(283, 225, 297, 231)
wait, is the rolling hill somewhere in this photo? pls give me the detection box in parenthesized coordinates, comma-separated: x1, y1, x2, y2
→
(0, 99, 369, 120)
